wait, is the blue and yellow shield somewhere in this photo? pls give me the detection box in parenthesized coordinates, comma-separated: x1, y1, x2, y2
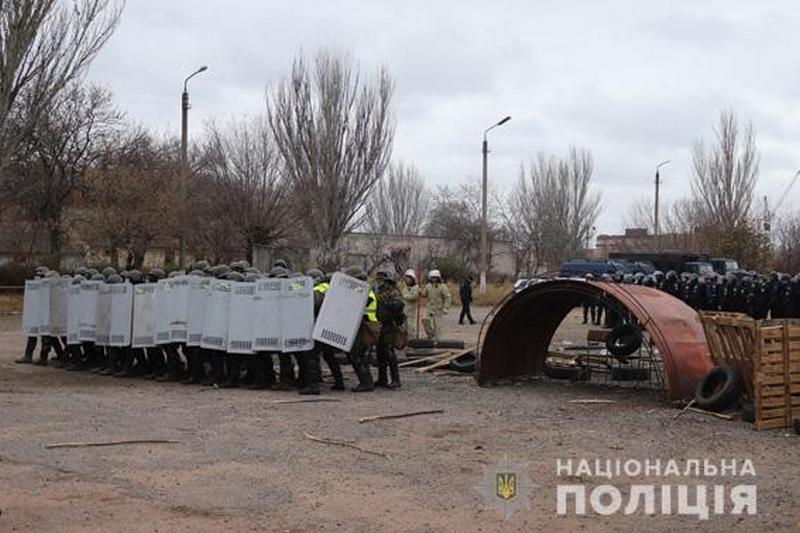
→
(495, 472, 517, 501)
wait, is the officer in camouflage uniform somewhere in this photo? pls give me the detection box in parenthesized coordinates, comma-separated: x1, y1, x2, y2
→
(375, 270, 405, 389)
(347, 266, 377, 392)
(145, 268, 168, 379)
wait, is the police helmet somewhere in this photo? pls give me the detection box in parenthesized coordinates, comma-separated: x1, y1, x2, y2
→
(148, 268, 166, 280)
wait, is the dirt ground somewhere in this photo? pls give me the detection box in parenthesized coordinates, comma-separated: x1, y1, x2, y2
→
(0, 306, 798, 532)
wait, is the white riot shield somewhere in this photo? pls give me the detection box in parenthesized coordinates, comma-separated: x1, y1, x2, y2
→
(49, 278, 69, 337)
(154, 279, 172, 345)
(252, 278, 282, 352)
(280, 277, 314, 353)
(201, 278, 231, 350)
(78, 280, 101, 342)
(38, 278, 52, 335)
(187, 276, 210, 346)
(95, 283, 112, 346)
(66, 284, 81, 345)
(132, 283, 157, 348)
(22, 280, 41, 336)
(109, 282, 133, 347)
(169, 276, 190, 342)
(312, 272, 370, 352)
(227, 282, 255, 354)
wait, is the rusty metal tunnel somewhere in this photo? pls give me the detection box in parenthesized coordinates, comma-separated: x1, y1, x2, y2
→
(477, 279, 714, 400)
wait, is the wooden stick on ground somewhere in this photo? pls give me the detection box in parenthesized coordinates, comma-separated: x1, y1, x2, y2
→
(272, 398, 342, 405)
(686, 407, 735, 421)
(568, 399, 617, 404)
(415, 348, 474, 373)
(303, 432, 388, 459)
(45, 439, 179, 449)
(672, 399, 697, 420)
(398, 351, 451, 368)
(358, 409, 444, 424)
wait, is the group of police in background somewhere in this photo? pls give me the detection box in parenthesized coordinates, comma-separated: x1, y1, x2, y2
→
(583, 269, 800, 325)
(16, 261, 454, 394)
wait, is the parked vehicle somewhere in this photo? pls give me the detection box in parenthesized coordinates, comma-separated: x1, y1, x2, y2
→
(711, 258, 739, 276)
(683, 261, 715, 276)
(558, 259, 624, 278)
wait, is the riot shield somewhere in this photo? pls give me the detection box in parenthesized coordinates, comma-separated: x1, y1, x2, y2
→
(227, 281, 255, 354)
(280, 276, 314, 353)
(169, 276, 190, 343)
(187, 275, 210, 346)
(66, 284, 81, 345)
(252, 278, 282, 352)
(154, 279, 171, 345)
(201, 278, 231, 350)
(95, 283, 112, 346)
(109, 282, 133, 347)
(78, 280, 101, 342)
(49, 278, 69, 337)
(38, 278, 52, 336)
(312, 272, 370, 352)
(22, 280, 41, 336)
(132, 283, 157, 348)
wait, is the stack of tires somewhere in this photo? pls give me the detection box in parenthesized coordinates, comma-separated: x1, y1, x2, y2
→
(694, 365, 745, 416)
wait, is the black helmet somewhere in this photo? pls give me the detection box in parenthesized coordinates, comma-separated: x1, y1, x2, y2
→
(188, 269, 205, 277)
(106, 274, 123, 284)
(91, 273, 105, 281)
(272, 259, 289, 269)
(101, 266, 117, 277)
(225, 271, 245, 282)
(306, 268, 323, 283)
(168, 270, 184, 278)
(244, 273, 260, 282)
(148, 268, 166, 281)
(269, 266, 290, 278)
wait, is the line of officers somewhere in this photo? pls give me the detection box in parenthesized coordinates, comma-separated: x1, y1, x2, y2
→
(15, 261, 454, 394)
(583, 270, 800, 324)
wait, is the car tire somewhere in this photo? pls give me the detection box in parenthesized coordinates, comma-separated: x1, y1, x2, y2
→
(449, 353, 477, 373)
(605, 324, 642, 358)
(694, 365, 741, 412)
(544, 364, 591, 381)
(610, 367, 650, 381)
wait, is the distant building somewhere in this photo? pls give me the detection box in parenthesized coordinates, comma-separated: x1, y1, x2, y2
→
(596, 227, 700, 256)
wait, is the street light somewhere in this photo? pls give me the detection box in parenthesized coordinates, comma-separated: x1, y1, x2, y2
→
(179, 65, 209, 269)
(654, 160, 670, 242)
(479, 115, 511, 294)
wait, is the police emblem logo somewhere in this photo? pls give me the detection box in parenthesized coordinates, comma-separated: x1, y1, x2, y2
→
(496, 472, 517, 501)
(475, 454, 535, 519)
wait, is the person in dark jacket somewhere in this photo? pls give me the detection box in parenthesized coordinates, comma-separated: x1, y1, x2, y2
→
(459, 275, 476, 325)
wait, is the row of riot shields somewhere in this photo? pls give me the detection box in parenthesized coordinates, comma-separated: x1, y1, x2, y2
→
(22, 272, 372, 354)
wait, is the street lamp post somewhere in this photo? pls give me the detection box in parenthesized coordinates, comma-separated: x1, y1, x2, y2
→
(479, 115, 511, 294)
(179, 65, 209, 269)
(654, 160, 670, 247)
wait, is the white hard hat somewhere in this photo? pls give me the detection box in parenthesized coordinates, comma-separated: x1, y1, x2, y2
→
(403, 269, 417, 281)
(428, 269, 441, 279)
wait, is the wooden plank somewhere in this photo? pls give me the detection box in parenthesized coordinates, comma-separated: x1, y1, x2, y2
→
(756, 418, 788, 430)
(415, 348, 475, 373)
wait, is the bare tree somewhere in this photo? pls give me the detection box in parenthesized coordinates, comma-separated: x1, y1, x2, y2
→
(0, 0, 123, 174)
(512, 147, 602, 267)
(774, 212, 800, 274)
(362, 161, 429, 235)
(195, 116, 294, 262)
(267, 51, 394, 269)
(6, 82, 122, 256)
(81, 129, 177, 269)
(692, 110, 759, 231)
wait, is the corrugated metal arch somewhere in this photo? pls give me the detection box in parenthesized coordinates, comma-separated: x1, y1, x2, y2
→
(477, 279, 713, 400)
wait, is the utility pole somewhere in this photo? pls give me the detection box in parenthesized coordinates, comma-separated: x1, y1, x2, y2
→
(479, 115, 511, 294)
(179, 65, 208, 269)
(654, 160, 670, 248)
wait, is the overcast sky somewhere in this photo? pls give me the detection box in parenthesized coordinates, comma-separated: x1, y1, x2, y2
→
(86, 0, 800, 236)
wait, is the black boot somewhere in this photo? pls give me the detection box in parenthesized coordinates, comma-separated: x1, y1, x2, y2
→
(321, 347, 345, 390)
(298, 351, 321, 395)
(376, 362, 389, 388)
(351, 361, 374, 392)
(278, 354, 297, 388)
(15, 337, 37, 364)
(388, 357, 402, 389)
(220, 355, 241, 388)
(209, 350, 225, 386)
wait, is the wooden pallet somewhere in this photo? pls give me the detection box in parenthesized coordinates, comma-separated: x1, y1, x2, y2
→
(699, 312, 757, 400)
(754, 320, 800, 430)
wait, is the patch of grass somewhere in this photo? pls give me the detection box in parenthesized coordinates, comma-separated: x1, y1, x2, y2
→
(446, 282, 514, 308)
(0, 293, 23, 314)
